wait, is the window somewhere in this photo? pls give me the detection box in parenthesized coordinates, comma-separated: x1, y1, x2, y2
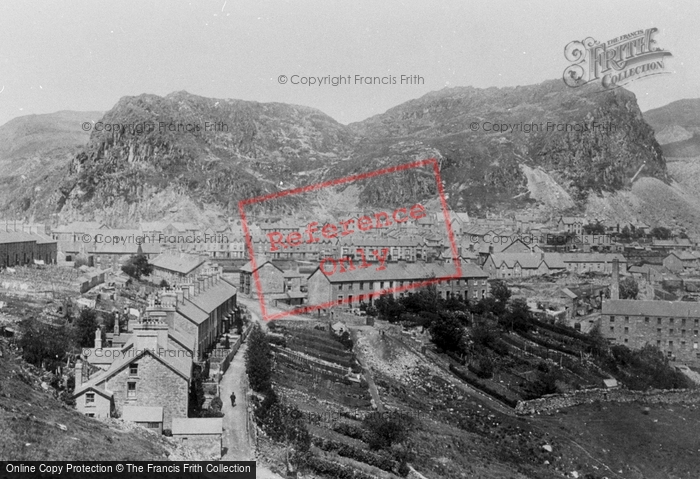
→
(657, 318, 662, 324)
(359, 282, 364, 290)
(624, 327, 629, 334)
(86, 393, 95, 404)
(644, 317, 649, 323)
(669, 341, 674, 347)
(657, 340, 661, 346)
(681, 341, 686, 347)
(610, 326, 614, 333)
(625, 316, 629, 323)
(670, 329, 674, 334)
(610, 316, 615, 322)
(695, 319, 699, 325)
(682, 329, 686, 335)
(348, 295, 353, 304)
(657, 328, 661, 334)
(695, 330, 699, 336)
(339, 283, 343, 291)
(670, 318, 675, 324)
(682, 318, 687, 325)
(127, 382, 136, 399)
(130, 364, 138, 376)
(146, 422, 160, 428)
(369, 282, 374, 289)
(624, 338, 628, 343)
(86, 413, 95, 418)
(380, 281, 384, 289)
(348, 283, 353, 290)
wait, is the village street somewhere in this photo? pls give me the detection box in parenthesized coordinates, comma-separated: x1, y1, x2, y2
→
(219, 323, 284, 478)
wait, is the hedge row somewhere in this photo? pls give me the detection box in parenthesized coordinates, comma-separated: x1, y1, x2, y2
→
(289, 337, 354, 359)
(289, 344, 356, 368)
(305, 455, 378, 479)
(332, 422, 366, 441)
(534, 320, 593, 343)
(312, 436, 396, 473)
(448, 364, 518, 408)
(519, 331, 578, 357)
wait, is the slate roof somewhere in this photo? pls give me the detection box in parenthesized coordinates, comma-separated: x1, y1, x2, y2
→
(90, 243, 161, 255)
(53, 222, 105, 232)
(0, 232, 40, 244)
(122, 406, 164, 423)
(240, 259, 283, 274)
(188, 279, 237, 315)
(310, 261, 487, 283)
(150, 253, 206, 274)
(602, 299, 700, 318)
(172, 417, 223, 435)
(72, 337, 191, 398)
(560, 253, 627, 263)
(487, 253, 566, 269)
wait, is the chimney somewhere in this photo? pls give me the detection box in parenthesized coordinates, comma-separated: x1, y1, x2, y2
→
(75, 360, 83, 386)
(611, 258, 620, 300)
(541, 252, 545, 262)
(94, 327, 102, 350)
(114, 314, 120, 335)
(176, 287, 184, 305)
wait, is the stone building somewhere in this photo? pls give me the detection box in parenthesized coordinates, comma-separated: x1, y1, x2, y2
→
(150, 252, 208, 284)
(0, 232, 58, 267)
(73, 320, 193, 429)
(239, 259, 285, 297)
(307, 261, 489, 308)
(145, 272, 237, 360)
(482, 252, 566, 279)
(601, 299, 700, 365)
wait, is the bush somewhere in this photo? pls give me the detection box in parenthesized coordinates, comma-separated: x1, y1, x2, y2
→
(311, 436, 397, 473)
(210, 396, 223, 412)
(332, 422, 366, 441)
(362, 411, 414, 450)
(163, 429, 172, 436)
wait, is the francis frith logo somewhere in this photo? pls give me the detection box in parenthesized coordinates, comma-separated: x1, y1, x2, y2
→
(563, 28, 672, 89)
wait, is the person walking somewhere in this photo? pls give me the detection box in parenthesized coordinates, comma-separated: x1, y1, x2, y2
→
(230, 391, 236, 407)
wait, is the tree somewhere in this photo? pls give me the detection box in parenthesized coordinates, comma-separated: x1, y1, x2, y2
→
(245, 325, 273, 393)
(121, 253, 153, 280)
(490, 280, 511, 305)
(74, 308, 99, 348)
(188, 363, 206, 417)
(583, 222, 606, 235)
(428, 312, 464, 352)
(159, 279, 169, 288)
(620, 277, 639, 300)
(362, 411, 414, 450)
(649, 226, 672, 240)
(374, 294, 405, 323)
(503, 298, 533, 333)
(18, 318, 71, 371)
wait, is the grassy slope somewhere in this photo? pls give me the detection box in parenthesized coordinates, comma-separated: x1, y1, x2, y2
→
(0, 341, 170, 461)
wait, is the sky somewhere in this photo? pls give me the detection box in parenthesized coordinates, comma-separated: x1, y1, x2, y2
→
(0, 0, 698, 127)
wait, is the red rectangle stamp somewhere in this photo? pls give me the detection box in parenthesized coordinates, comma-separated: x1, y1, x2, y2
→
(238, 157, 460, 321)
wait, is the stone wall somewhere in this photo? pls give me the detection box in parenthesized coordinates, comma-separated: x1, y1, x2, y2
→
(515, 387, 700, 415)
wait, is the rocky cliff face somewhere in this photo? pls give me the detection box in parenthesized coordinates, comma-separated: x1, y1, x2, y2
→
(2, 81, 671, 223)
(644, 99, 700, 157)
(348, 80, 667, 213)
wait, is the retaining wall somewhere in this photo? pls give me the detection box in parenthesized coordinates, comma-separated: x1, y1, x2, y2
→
(515, 387, 700, 415)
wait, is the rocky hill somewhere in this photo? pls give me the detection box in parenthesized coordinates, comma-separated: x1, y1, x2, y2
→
(348, 80, 667, 214)
(644, 99, 700, 157)
(0, 81, 676, 226)
(0, 111, 102, 217)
